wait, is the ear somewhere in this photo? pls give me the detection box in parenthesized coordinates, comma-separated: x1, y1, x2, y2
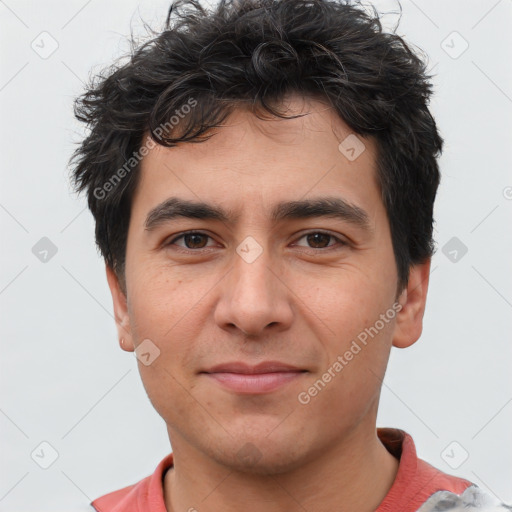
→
(105, 263, 135, 352)
(392, 259, 431, 349)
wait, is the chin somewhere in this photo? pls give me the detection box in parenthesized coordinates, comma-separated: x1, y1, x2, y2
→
(210, 434, 310, 476)
(227, 451, 307, 476)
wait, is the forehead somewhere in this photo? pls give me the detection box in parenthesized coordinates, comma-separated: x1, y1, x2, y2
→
(131, 95, 382, 225)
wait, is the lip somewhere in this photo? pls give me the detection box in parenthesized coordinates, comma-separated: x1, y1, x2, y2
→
(201, 361, 307, 394)
(204, 361, 304, 374)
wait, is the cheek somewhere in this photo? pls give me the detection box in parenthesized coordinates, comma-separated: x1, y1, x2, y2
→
(130, 307, 202, 429)
(290, 265, 389, 334)
(298, 321, 393, 430)
(128, 263, 199, 339)
(291, 270, 395, 399)
(126, 274, 201, 410)
(138, 362, 205, 438)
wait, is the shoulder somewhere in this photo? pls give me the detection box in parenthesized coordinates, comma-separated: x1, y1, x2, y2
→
(90, 479, 147, 511)
(376, 429, 510, 512)
(90, 453, 174, 512)
(417, 485, 512, 512)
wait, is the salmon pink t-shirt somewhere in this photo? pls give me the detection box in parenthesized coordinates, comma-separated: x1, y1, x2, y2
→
(90, 428, 480, 512)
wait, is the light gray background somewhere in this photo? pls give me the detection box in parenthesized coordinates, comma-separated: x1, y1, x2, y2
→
(1, 0, 511, 510)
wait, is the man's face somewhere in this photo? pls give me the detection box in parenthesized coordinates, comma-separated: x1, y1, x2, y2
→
(109, 95, 419, 474)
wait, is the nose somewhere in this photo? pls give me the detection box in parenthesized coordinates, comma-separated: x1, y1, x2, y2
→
(214, 246, 294, 337)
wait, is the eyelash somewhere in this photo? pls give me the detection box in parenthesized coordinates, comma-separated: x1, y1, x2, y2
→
(165, 230, 347, 254)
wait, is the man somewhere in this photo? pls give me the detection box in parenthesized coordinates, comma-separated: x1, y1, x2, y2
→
(70, 0, 510, 510)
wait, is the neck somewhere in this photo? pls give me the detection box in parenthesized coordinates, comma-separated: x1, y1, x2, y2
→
(164, 426, 399, 512)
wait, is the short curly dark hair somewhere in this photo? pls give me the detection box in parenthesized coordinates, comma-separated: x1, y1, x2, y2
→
(70, 0, 442, 295)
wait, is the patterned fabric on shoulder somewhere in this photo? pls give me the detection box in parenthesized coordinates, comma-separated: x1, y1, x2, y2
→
(417, 485, 512, 512)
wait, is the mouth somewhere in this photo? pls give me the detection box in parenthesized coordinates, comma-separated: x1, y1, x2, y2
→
(200, 361, 308, 394)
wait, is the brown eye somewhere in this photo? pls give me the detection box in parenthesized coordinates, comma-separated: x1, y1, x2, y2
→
(183, 233, 208, 249)
(294, 231, 346, 252)
(306, 232, 332, 248)
(167, 231, 215, 250)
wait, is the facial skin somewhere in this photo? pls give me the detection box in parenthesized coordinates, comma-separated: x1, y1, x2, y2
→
(106, 94, 431, 512)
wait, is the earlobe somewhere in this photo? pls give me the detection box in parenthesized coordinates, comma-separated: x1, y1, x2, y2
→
(105, 263, 135, 352)
(392, 259, 431, 349)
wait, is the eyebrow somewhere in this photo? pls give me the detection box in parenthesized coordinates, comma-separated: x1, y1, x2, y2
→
(272, 197, 371, 231)
(144, 196, 372, 232)
(145, 197, 234, 231)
